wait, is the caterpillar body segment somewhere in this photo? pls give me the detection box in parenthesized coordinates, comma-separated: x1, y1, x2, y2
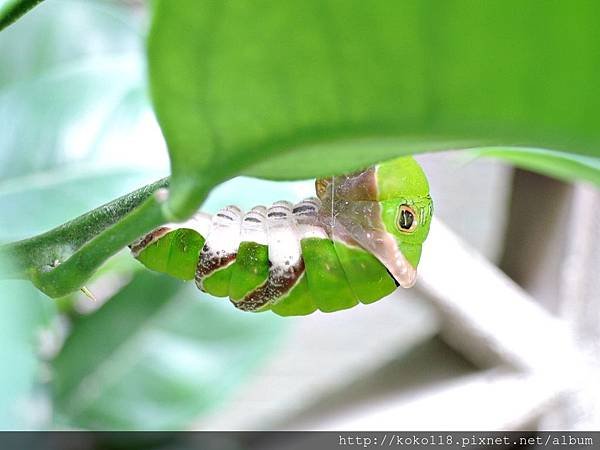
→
(130, 156, 434, 316)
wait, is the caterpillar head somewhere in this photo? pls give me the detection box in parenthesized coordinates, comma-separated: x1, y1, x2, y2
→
(316, 156, 433, 288)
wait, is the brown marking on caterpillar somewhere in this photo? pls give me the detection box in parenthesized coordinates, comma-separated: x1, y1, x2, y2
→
(129, 227, 171, 256)
(233, 260, 305, 311)
(195, 245, 237, 289)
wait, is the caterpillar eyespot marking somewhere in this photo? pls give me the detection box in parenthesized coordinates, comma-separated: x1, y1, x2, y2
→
(131, 156, 433, 316)
(398, 205, 418, 232)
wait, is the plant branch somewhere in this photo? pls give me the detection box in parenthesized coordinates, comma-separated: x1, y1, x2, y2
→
(32, 189, 170, 297)
(0, 0, 45, 31)
(0, 177, 171, 297)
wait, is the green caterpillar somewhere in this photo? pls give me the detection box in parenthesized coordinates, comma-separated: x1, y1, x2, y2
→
(130, 157, 433, 316)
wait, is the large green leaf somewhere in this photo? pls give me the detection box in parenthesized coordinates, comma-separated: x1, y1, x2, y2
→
(52, 271, 283, 430)
(148, 0, 600, 219)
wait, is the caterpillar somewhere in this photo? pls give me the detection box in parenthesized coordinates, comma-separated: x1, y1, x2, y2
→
(130, 156, 433, 316)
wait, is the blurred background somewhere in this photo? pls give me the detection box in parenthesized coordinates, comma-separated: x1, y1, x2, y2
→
(0, 0, 598, 432)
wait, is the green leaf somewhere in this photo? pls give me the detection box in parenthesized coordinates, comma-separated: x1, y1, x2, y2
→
(472, 147, 600, 186)
(148, 0, 600, 219)
(0, 0, 44, 31)
(52, 270, 284, 430)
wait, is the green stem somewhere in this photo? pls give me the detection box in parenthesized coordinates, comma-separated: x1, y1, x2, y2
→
(0, 177, 171, 297)
(0, 0, 45, 31)
(33, 189, 169, 298)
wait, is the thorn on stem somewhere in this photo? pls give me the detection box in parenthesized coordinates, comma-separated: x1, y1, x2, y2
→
(80, 286, 97, 302)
